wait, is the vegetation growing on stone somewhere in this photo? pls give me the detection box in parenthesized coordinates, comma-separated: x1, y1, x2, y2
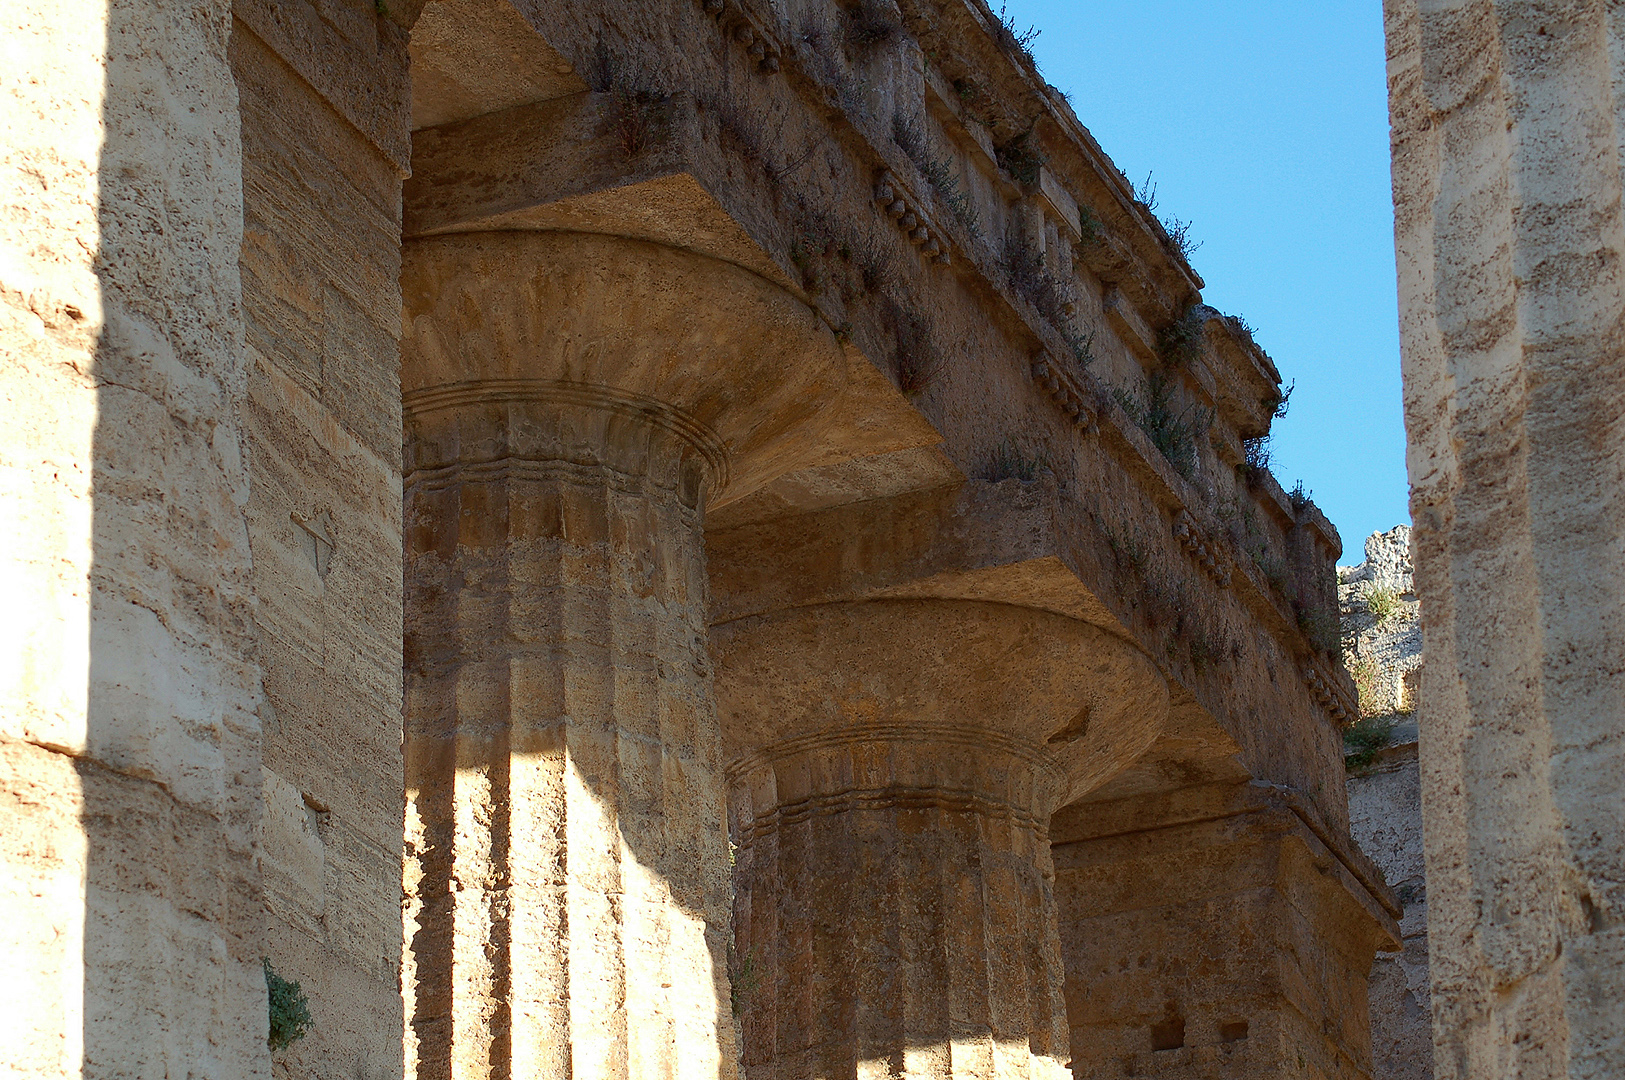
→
(613, 90, 664, 157)
(1242, 435, 1273, 477)
(1003, 230, 1072, 323)
(1365, 587, 1399, 627)
(1062, 325, 1097, 369)
(728, 942, 761, 1017)
(999, 231, 1096, 368)
(1156, 305, 1206, 368)
(991, 2, 1041, 67)
(1253, 548, 1290, 595)
(1343, 714, 1397, 775)
(891, 113, 982, 237)
(1346, 653, 1381, 712)
(888, 300, 941, 397)
(1297, 606, 1341, 655)
(1113, 371, 1212, 482)
(1132, 173, 1202, 261)
(1159, 216, 1201, 261)
(1267, 379, 1294, 420)
(986, 438, 1048, 482)
(994, 131, 1046, 187)
(842, 0, 901, 51)
(264, 959, 313, 1052)
(1077, 205, 1103, 246)
(854, 229, 894, 293)
(1109, 529, 1149, 578)
(1093, 511, 1234, 673)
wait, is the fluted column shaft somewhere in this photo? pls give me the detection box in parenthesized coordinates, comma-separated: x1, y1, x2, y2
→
(403, 389, 734, 1080)
(729, 730, 1074, 1080)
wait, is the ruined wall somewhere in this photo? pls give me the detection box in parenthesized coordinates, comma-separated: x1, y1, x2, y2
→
(0, 0, 269, 1077)
(1349, 742, 1429, 1080)
(229, 2, 411, 1075)
(1386, 2, 1625, 1076)
(1342, 528, 1431, 1080)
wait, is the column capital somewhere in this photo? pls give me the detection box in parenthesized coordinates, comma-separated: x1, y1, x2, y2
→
(405, 378, 730, 511)
(714, 598, 1169, 809)
(401, 230, 883, 506)
(729, 724, 1071, 843)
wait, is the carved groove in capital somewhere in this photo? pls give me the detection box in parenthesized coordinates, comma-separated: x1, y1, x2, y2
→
(728, 724, 1069, 840)
(402, 231, 857, 505)
(712, 600, 1171, 809)
(404, 457, 711, 518)
(726, 723, 1069, 787)
(404, 377, 731, 491)
(737, 784, 1052, 844)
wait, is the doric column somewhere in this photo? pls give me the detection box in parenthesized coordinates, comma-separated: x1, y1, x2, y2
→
(400, 231, 850, 1080)
(713, 599, 1170, 1080)
(1050, 783, 1399, 1080)
(1388, 3, 1625, 1075)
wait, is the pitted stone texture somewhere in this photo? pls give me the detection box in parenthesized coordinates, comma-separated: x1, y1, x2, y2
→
(714, 599, 1169, 1079)
(0, 8, 104, 1069)
(1340, 527, 1413, 597)
(713, 601, 1170, 808)
(1341, 528, 1431, 1080)
(1349, 747, 1431, 1080)
(730, 732, 1071, 1080)
(230, 18, 410, 1079)
(1388, 2, 1625, 1076)
(400, 230, 861, 1079)
(1, 0, 269, 1077)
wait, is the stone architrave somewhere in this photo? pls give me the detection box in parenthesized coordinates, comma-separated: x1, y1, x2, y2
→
(1387, 2, 1625, 1076)
(399, 230, 852, 1079)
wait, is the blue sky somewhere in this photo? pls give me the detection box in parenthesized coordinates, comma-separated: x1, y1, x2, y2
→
(998, 1, 1407, 557)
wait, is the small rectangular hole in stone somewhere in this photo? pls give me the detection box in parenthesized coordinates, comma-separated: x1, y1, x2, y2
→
(1150, 1015, 1185, 1052)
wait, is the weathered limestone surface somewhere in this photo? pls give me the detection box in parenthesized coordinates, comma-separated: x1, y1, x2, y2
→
(0, 7, 103, 1070)
(231, 7, 410, 1076)
(2, 1, 1408, 1078)
(1342, 528, 1431, 1080)
(1, 0, 267, 1077)
(1340, 528, 1422, 719)
(1349, 734, 1430, 1080)
(1387, 2, 1625, 1076)
(402, 386, 735, 1080)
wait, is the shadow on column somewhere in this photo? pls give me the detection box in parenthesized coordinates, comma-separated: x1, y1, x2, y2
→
(83, 1, 269, 1077)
